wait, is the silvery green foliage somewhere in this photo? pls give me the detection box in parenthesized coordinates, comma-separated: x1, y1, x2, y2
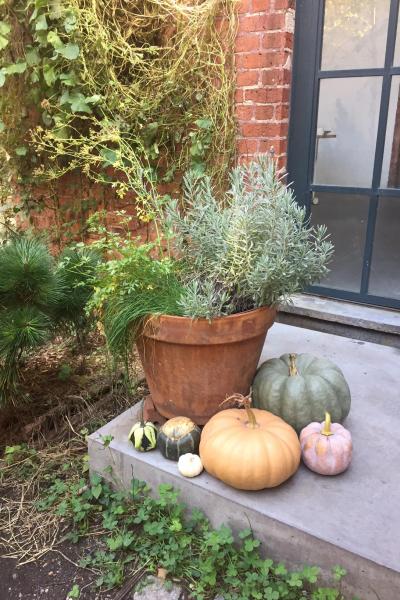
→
(166, 156, 334, 318)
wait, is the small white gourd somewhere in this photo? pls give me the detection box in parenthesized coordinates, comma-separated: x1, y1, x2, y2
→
(178, 453, 203, 478)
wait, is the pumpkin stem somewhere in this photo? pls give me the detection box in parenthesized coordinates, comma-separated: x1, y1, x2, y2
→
(245, 405, 258, 428)
(288, 353, 298, 376)
(140, 399, 145, 426)
(221, 392, 258, 428)
(321, 412, 334, 436)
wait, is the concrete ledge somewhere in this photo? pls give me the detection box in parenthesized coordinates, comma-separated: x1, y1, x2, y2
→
(89, 323, 400, 600)
(280, 294, 400, 335)
(278, 295, 400, 348)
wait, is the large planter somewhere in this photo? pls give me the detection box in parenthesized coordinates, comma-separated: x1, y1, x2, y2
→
(136, 306, 276, 425)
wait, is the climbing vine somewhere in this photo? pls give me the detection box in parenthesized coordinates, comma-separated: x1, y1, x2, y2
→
(0, 0, 238, 239)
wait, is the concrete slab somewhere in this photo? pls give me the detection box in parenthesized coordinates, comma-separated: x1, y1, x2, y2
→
(281, 293, 400, 335)
(89, 323, 400, 600)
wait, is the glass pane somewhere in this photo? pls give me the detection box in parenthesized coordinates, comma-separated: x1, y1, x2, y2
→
(311, 193, 369, 293)
(381, 76, 400, 187)
(369, 198, 400, 299)
(322, 0, 390, 70)
(393, 14, 400, 65)
(313, 77, 382, 187)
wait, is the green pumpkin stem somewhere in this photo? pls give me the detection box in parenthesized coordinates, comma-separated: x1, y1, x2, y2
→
(321, 412, 333, 436)
(140, 399, 145, 426)
(288, 353, 298, 376)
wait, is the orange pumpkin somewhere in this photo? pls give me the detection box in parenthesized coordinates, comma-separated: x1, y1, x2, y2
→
(300, 412, 352, 475)
(199, 406, 301, 490)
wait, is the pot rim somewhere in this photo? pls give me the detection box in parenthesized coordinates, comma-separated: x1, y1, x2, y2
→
(139, 304, 277, 345)
(147, 304, 278, 324)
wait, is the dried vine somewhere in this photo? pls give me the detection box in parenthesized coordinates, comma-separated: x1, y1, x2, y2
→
(0, 0, 238, 240)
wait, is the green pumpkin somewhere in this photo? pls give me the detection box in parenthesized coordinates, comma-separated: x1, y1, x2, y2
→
(252, 353, 351, 433)
(157, 416, 201, 461)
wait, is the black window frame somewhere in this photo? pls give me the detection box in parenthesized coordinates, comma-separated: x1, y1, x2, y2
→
(287, 0, 400, 310)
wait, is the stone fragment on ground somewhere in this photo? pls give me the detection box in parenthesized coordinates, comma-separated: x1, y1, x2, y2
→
(132, 576, 183, 599)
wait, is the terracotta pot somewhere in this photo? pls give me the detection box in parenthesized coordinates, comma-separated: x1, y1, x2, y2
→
(136, 306, 276, 425)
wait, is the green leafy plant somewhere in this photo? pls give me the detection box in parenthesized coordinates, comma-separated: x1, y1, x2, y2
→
(86, 210, 183, 359)
(168, 157, 334, 318)
(55, 244, 101, 347)
(0, 0, 237, 238)
(94, 157, 333, 358)
(36, 473, 349, 599)
(0, 237, 62, 400)
(0, 236, 100, 403)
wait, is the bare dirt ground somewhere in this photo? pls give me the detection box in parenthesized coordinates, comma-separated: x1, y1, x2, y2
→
(0, 335, 144, 600)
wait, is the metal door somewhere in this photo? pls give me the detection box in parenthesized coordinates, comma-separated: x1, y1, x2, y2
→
(287, 0, 400, 309)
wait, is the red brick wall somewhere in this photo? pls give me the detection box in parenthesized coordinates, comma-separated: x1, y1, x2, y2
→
(21, 2, 296, 238)
(235, 0, 295, 166)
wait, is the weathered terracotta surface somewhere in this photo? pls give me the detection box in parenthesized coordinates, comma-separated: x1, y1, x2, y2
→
(136, 307, 276, 424)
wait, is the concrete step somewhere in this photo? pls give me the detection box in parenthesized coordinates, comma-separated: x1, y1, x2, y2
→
(88, 323, 400, 600)
(278, 294, 400, 348)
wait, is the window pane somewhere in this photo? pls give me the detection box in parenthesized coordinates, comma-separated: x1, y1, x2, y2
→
(393, 14, 400, 66)
(369, 198, 400, 299)
(321, 0, 390, 70)
(381, 76, 400, 188)
(311, 193, 369, 293)
(313, 77, 382, 187)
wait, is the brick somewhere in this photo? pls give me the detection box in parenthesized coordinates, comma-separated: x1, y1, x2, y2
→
(236, 105, 254, 120)
(253, 0, 271, 11)
(263, 86, 290, 103)
(239, 14, 269, 32)
(244, 88, 270, 103)
(259, 137, 288, 154)
(254, 105, 274, 121)
(274, 102, 290, 121)
(266, 13, 285, 30)
(236, 70, 260, 86)
(262, 31, 287, 50)
(236, 50, 287, 70)
(241, 123, 284, 138)
(236, 52, 268, 69)
(235, 33, 261, 52)
(261, 68, 291, 86)
(237, 0, 252, 13)
(237, 138, 259, 155)
(275, 0, 294, 8)
(235, 88, 245, 103)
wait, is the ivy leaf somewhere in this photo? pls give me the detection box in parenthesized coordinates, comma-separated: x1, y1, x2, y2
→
(99, 148, 118, 166)
(15, 146, 28, 156)
(35, 14, 48, 31)
(56, 43, 79, 60)
(61, 91, 92, 114)
(5, 62, 27, 75)
(0, 120, 5, 133)
(47, 31, 63, 49)
(0, 34, 8, 51)
(26, 48, 41, 66)
(91, 483, 102, 499)
(0, 21, 10, 36)
(42, 111, 53, 127)
(43, 63, 57, 86)
(0, 20, 10, 50)
(59, 71, 77, 86)
(64, 14, 77, 34)
(0, 68, 5, 87)
(195, 118, 213, 130)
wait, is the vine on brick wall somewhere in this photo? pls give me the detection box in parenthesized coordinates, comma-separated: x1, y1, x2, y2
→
(0, 0, 237, 241)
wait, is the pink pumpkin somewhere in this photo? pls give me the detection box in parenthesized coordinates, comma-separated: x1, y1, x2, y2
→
(300, 412, 352, 475)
